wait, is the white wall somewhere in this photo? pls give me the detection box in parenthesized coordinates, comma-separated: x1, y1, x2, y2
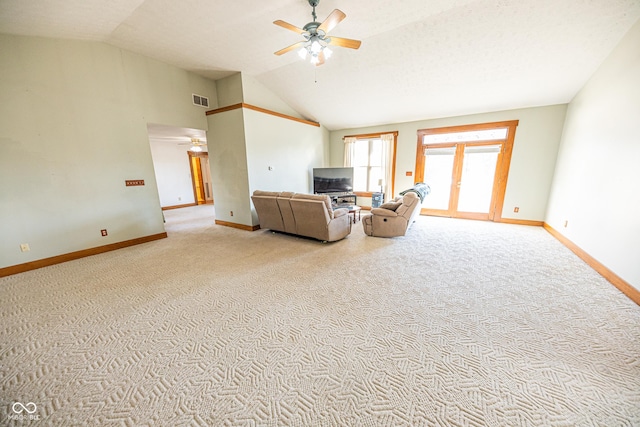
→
(244, 109, 328, 224)
(546, 20, 640, 290)
(0, 34, 217, 269)
(241, 74, 304, 119)
(215, 73, 244, 108)
(207, 108, 252, 226)
(207, 72, 329, 228)
(329, 105, 567, 221)
(149, 141, 196, 207)
(207, 107, 329, 227)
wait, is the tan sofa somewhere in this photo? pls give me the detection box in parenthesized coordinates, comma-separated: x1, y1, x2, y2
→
(362, 192, 421, 237)
(251, 191, 351, 242)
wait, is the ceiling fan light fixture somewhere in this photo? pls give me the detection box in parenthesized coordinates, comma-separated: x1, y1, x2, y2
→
(273, 0, 360, 66)
(310, 39, 322, 54)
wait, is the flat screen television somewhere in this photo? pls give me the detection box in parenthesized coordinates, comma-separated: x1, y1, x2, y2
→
(313, 167, 354, 194)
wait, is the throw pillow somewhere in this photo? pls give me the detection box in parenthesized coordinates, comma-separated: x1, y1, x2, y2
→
(380, 201, 402, 211)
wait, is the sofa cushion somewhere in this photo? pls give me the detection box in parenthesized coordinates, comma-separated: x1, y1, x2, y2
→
(371, 207, 398, 217)
(396, 193, 419, 217)
(253, 190, 280, 197)
(276, 193, 296, 234)
(292, 193, 333, 213)
(380, 201, 402, 211)
(251, 191, 284, 232)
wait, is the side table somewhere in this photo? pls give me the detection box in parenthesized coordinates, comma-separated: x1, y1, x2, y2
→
(347, 206, 361, 224)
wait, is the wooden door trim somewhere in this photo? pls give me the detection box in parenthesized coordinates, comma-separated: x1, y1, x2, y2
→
(188, 151, 206, 205)
(415, 120, 519, 221)
(418, 120, 519, 136)
(492, 125, 517, 221)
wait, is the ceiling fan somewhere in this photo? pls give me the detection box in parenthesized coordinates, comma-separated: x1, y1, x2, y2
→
(274, 0, 361, 66)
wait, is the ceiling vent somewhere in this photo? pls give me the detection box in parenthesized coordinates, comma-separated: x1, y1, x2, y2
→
(192, 94, 209, 108)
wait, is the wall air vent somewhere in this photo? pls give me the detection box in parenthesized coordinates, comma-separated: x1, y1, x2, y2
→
(192, 94, 209, 108)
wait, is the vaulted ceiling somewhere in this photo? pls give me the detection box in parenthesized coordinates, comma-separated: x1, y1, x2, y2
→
(2, 0, 639, 130)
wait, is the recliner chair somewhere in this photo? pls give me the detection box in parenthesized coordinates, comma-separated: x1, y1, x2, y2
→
(362, 192, 420, 237)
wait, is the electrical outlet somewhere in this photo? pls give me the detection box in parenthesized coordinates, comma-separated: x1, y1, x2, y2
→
(20, 243, 30, 252)
(101, 229, 108, 236)
(513, 207, 519, 213)
(564, 220, 568, 228)
(230, 211, 234, 217)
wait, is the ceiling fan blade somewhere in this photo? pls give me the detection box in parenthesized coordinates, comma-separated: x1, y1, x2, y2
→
(318, 9, 346, 34)
(328, 36, 362, 50)
(273, 20, 306, 34)
(316, 51, 326, 67)
(275, 41, 306, 56)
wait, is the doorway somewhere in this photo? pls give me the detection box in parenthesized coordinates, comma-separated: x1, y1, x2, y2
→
(415, 120, 518, 221)
(188, 151, 214, 205)
(147, 123, 212, 210)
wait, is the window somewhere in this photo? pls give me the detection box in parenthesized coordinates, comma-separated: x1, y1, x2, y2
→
(343, 132, 397, 199)
(423, 128, 508, 144)
(353, 138, 383, 192)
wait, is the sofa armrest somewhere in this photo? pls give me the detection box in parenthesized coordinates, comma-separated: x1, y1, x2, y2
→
(333, 208, 348, 218)
(371, 208, 398, 217)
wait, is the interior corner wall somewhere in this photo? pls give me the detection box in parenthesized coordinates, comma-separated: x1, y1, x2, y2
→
(329, 104, 567, 221)
(244, 110, 327, 224)
(545, 20, 640, 290)
(207, 106, 328, 228)
(0, 34, 218, 269)
(215, 73, 244, 108)
(206, 108, 253, 226)
(208, 71, 330, 229)
(241, 74, 304, 120)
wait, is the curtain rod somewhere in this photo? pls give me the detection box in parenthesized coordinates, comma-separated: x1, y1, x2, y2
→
(342, 131, 398, 140)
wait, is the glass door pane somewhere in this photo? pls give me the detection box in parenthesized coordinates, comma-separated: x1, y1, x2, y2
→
(457, 145, 501, 213)
(422, 146, 456, 211)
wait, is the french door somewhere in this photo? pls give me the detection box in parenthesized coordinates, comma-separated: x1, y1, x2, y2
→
(415, 121, 518, 221)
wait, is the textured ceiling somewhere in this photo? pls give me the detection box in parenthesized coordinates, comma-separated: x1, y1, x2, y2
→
(2, 0, 639, 130)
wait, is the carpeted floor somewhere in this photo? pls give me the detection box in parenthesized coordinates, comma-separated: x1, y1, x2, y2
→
(1, 205, 639, 426)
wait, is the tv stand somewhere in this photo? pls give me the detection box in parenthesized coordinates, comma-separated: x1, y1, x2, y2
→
(329, 193, 357, 208)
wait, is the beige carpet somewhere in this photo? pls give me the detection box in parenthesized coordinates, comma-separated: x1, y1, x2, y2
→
(1, 205, 639, 426)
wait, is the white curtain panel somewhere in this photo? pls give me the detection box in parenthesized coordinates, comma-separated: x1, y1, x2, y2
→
(343, 137, 357, 167)
(380, 133, 395, 202)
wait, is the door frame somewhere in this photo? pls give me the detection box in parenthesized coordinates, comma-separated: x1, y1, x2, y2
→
(188, 151, 212, 205)
(415, 120, 518, 221)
